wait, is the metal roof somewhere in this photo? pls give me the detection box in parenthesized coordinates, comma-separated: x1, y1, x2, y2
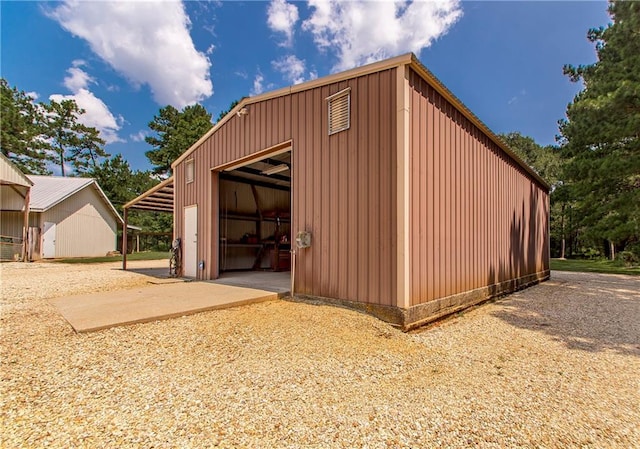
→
(26, 175, 123, 223)
(171, 52, 549, 191)
(123, 176, 174, 212)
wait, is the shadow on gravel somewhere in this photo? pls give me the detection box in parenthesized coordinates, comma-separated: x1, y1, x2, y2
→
(491, 271, 640, 357)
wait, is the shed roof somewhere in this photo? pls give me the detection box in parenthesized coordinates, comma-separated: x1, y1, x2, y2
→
(172, 52, 549, 191)
(26, 175, 123, 223)
(123, 176, 174, 213)
(0, 153, 33, 188)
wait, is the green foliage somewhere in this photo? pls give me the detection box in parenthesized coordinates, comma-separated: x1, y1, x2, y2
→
(0, 79, 49, 174)
(500, 132, 562, 188)
(88, 154, 155, 212)
(145, 104, 212, 176)
(87, 154, 173, 235)
(1, 78, 108, 176)
(618, 251, 639, 267)
(51, 251, 169, 264)
(559, 1, 640, 258)
(42, 99, 108, 176)
(215, 99, 241, 123)
(550, 258, 640, 275)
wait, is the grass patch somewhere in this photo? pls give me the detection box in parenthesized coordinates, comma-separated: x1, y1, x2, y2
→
(551, 258, 640, 275)
(52, 251, 169, 264)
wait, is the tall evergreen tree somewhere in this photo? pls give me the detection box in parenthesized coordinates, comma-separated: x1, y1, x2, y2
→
(559, 0, 640, 259)
(0, 79, 49, 174)
(43, 99, 108, 176)
(88, 154, 172, 233)
(145, 104, 212, 177)
(88, 154, 150, 212)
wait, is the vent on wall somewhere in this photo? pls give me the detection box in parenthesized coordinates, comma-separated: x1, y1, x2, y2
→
(186, 159, 194, 183)
(327, 87, 351, 135)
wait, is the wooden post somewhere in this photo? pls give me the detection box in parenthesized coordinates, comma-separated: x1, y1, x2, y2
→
(22, 188, 30, 262)
(122, 207, 128, 270)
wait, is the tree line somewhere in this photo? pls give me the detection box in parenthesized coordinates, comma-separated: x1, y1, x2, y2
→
(501, 1, 639, 264)
(0, 82, 213, 238)
(1, 1, 637, 262)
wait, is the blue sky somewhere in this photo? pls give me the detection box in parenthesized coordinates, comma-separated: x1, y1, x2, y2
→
(1, 1, 610, 173)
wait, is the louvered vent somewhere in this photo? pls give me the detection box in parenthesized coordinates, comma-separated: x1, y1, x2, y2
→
(327, 88, 351, 135)
(185, 159, 194, 183)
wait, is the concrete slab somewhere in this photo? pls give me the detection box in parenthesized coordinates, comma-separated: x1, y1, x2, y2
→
(125, 266, 185, 284)
(49, 282, 278, 333)
(214, 271, 291, 294)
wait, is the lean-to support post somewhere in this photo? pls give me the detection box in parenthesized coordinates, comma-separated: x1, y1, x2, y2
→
(122, 207, 128, 270)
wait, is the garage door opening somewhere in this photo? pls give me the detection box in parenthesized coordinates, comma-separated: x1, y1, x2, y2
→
(217, 149, 291, 291)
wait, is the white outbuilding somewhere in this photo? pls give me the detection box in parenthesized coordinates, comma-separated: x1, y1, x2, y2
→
(1, 173, 122, 260)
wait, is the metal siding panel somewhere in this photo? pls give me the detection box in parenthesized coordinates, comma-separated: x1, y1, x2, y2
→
(347, 82, 358, 302)
(310, 88, 322, 294)
(319, 86, 331, 295)
(379, 71, 392, 305)
(409, 84, 418, 302)
(357, 76, 370, 301)
(407, 68, 549, 306)
(368, 74, 381, 303)
(49, 187, 117, 257)
(337, 89, 348, 300)
(426, 85, 435, 302)
(174, 70, 399, 305)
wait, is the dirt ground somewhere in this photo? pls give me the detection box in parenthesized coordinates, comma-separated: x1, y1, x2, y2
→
(1, 261, 639, 448)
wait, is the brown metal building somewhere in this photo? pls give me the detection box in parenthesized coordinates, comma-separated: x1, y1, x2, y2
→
(162, 53, 549, 329)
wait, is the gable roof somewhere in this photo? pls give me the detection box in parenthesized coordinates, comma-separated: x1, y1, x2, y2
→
(172, 52, 548, 191)
(0, 153, 33, 188)
(26, 175, 123, 223)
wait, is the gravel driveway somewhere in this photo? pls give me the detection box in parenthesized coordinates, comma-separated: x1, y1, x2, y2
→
(1, 262, 639, 448)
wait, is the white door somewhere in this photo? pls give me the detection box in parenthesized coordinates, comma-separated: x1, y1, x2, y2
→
(42, 222, 56, 258)
(184, 206, 198, 278)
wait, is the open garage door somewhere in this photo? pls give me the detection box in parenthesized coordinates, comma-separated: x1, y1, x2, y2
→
(218, 150, 291, 274)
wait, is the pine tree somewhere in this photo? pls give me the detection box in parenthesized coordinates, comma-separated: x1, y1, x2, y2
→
(559, 0, 640, 259)
(145, 104, 212, 177)
(42, 99, 108, 176)
(0, 79, 49, 174)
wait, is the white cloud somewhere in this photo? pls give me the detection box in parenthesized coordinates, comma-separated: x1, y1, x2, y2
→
(48, 0, 213, 108)
(267, 0, 299, 47)
(50, 65, 124, 144)
(63, 66, 95, 92)
(235, 70, 249, 80)
(25, 91, 40, 101)
(272, 55, 306, 85)
(251, 72, 265, 96)
(302, 0, 463, 71)
(130, 130, 148, 142)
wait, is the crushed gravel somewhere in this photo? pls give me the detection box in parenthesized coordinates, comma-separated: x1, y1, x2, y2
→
(1, 261, 639, 448)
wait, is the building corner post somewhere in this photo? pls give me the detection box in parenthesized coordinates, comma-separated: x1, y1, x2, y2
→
(122, 207, 128, 270)
(396, 64, 411, 310)
(22, 188, 30, 262)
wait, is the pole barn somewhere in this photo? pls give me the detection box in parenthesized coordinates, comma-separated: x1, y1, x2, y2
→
(161, 53, 549, 330)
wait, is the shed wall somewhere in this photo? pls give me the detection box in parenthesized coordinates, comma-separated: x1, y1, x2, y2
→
(407, 68, 550, 308)
(175, 69, 398, 307)
(292, 71, 397, 306)
(0, 186, 28, 211)
(42, 186, 118, 258)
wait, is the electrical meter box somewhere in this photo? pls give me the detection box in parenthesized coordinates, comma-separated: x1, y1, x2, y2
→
(295, 231, 312, 249)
